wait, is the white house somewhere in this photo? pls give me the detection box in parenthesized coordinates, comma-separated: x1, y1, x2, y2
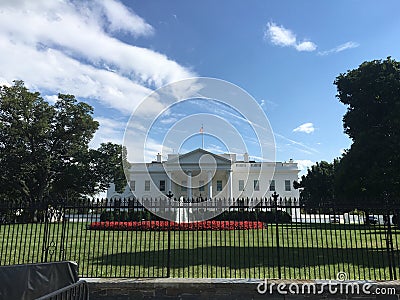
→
(108, 148, 300, 201)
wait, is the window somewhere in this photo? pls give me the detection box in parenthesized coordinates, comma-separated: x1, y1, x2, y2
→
(216, 180, 222, 191)
(130, 180, 136, 191)
(238, 180, 244, 191)
(181, 181, 187, 191)
(269, 180, 275, 191)
(145, 180, 150, 191)
(199, 180, 205, 192)
(159, 180, 165, 191)
(254, 180, 260, 191)
(285, 180, 291, 191)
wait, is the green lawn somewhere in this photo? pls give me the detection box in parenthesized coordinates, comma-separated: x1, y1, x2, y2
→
(1, 221, 399, 280)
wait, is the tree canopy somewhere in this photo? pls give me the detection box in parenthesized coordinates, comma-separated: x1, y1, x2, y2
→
(296, 57, 400, 209)
(334, 57, 400, 203)
(0, 81, 126, 206)
(294, 160, 338, 210)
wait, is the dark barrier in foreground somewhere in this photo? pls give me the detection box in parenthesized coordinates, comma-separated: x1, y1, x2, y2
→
(0, 261, 88, 300)
(0, 196, 399, 280)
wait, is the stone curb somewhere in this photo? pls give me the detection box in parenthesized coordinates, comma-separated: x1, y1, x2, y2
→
(84, 278, 400, 299)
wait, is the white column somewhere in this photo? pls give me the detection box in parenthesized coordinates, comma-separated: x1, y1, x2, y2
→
(227, 169, 233, 199)
(207, 170, 213, 199)
(187, 170, 192, 199)
(167, 171, 172, 193)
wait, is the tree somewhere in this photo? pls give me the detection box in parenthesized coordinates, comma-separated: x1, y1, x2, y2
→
(0, 81, 126, 208)
(334, 57, 400, 205)
(89, 142, 129, 194)
(294, 160, 339, 211)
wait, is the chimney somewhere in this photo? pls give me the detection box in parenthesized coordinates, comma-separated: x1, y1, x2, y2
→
(244, 152, 249, 162)
(156, 153, 162, 163)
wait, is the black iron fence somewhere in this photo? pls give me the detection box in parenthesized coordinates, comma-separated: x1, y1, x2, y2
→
(0, 196, 399, 280)
(37, 280, 89, 300)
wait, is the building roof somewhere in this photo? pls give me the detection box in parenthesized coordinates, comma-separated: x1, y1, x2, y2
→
(166, 148, 231, 164)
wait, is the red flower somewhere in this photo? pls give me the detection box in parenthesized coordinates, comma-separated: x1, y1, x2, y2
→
(88, 220, 265, 231)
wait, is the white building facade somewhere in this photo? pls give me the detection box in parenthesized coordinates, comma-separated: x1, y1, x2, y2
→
(108, 148, 300, 201)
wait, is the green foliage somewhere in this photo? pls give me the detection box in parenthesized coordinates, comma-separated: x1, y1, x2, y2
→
(100, 209, 163, 222)
(0, 81, 126, 206)
(294, 160, 339, 209)
(334, 57, 400, 202)
(0, 81, 98, 204)
(89, 143, 129, 194)
(213, 210, 291, 223)
(100, 211, 112, 222)
(393, 213, 400, 228)
(98, 209, 292, 223)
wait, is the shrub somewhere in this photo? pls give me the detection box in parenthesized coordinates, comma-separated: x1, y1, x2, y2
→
(212, 210, 291, 223)
(100, 210, 113, 221)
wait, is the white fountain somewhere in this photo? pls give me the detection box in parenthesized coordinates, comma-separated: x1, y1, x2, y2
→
(175, 196, 192, 223)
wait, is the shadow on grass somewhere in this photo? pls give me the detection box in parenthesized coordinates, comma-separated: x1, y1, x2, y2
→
(284, 223, 400, 231)
(93, 245, 399, 271)
(84, 224, 400, 279)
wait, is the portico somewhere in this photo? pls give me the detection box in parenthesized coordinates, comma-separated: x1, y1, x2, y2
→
(163, 149, 232, 200)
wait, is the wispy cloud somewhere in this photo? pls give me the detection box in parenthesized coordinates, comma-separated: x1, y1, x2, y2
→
(293, 123, 315, 134)
(159, 117, 178, 125)
(318, 41, 359, 56)
(96, 0, 154, 37)
(90, 116, 126, 148)
(0, 0, 195, 115)
(274, 133, 318, 154)
(260, 99, 278, 110)
(264, 22, 317, 52)
(204, 144, 225, 154)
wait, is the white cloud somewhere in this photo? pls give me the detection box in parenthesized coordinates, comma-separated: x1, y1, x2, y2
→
(318, 41, 359, 56)
(0, 37, 154, 113)
(143, 138, 174, 163)
(0, 0, 195, 116)
(294, 159, 314, 175)
(265, 22, 317, 52)
(295, 41, 317, 52)
(89, 117, 126, 148)
(265, 22, 296, 47)
(95, 0, 154, 37)
(43, 95, 59, 104)
(0, 77, 11, 86)
(293, 123, 315, 134)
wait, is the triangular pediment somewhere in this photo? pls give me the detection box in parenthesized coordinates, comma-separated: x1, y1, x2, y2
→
(167, 148, 231, 166)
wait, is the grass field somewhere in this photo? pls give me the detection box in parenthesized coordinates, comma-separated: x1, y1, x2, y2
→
(1, 221, 399, 280)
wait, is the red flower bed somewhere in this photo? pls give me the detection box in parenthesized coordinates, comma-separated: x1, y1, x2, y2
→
(88, 220, 265, 231)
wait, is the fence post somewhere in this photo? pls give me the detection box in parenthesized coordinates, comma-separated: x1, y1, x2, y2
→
(41, 202, 50, 263)
(386, 209, 395, 280)
(166, 192, 174, 278)
(58, 202, 67, 261)
(167, 220, 171, 277)
(272, 192, 281, 279)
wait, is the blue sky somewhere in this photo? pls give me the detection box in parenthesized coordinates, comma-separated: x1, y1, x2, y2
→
(1, 0, 399, 174)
